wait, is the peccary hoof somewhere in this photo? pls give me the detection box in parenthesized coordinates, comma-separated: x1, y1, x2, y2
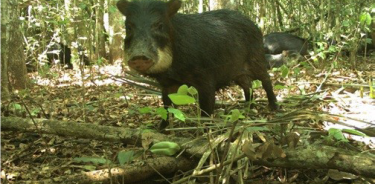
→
(269, 103, 279, 111)
(158, 119, 169, 131)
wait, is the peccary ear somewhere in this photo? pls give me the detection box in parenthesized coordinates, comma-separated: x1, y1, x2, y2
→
(117, 0, 129, 15)
(167, 0, 181, 17)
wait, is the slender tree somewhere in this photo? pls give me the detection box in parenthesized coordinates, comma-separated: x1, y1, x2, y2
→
(1, 0, 28, 100)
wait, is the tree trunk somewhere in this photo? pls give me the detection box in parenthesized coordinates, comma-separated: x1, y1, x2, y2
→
(219, 0, 238, 10)
(1, 0, 28, 94)
(96, 0, 107, 60)
(209, 0, 219, 11)
(371, 16, 375, 49)
(1, 0, 10, 100)
(198, 0, 203, 13)
(209, 0, 238, 10)
(108, 0, 124, 64)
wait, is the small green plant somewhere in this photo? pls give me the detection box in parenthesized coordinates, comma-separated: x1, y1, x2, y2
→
(138, 85, 198, 124)
(150, 141, 181, 156)
(221, 109, 245, 123)
(9, 102, 26, 116)
(117, 150, 135, 165)
(139, 106, 186, 122)
(327, 128, 349, 143)
(168, 84, 197, 105)
(168, 84, 199, 120)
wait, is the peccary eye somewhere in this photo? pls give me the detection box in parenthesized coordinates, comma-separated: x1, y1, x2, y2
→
(126, 23, 132, 32)
(154, 22, 164, 31)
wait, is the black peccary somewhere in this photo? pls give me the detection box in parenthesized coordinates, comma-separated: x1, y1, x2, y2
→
(117, 0, 278, 129)
(264, 32, 309, 56)
(46, 43, 73, 69)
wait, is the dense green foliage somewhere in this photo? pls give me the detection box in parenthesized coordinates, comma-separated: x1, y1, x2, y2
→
(21, 0, 374, 70)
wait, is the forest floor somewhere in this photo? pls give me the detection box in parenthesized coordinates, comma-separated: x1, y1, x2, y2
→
(1, 55, 375, 184)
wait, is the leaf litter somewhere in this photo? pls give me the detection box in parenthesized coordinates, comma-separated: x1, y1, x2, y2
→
(1, 57, 375, 183)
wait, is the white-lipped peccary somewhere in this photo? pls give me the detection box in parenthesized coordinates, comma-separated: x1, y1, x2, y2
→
(264, 32, 309, 56)
(117, 0, 278, 129)
(46, 43, 73, 69)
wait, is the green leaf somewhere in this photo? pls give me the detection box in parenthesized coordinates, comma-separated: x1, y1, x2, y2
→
(117, 150, 134, 165)
(156, 107, 168, 120)
(168, 108, 186, 122)
(114, 93, 122, 98)
(300, 61, 309, 68)
(222, 111, 245, 122)
(142, 128, 154, 133)
(97, 57, 104, 65)
(280, 65, 289, 78)
(332, 60, 338, 68)
(359, 12, 372, 26)
(109, 5, 118, 13)
(139, 107, 152, 114)
(229, 109, 241, 122)
(246, 126, 270, 132)
(82, 165, 96, 171)
(168, 94, 196, 105)
(252, 80, 262, 89)
(150, 141, 181, 156)
(342, 129, 367, 137)
(370, 78, 374, 99)
(365, 38, 372, 44)
(328, 128, 348, 142)
(187, 86, 198, 95)
(328, 45, 337, 52)
(274, 84, 286, 90)
(293, 68, 300, 76)
(317, 52, 326, 60)
(342, 20, 350, 27)
(177, 85, 189, 95)
(57, 20, 68, 26)
(86, 105, 95, 111)
(73, 157, 112, 165)
(79, 3, 87, 9)
(12, 103, 22, 110)
(31, 109, 40, 116)
(316, 42, 324, 49)
(298, 85, 306, 95)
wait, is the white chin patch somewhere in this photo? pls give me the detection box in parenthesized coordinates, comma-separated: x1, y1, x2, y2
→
(146, 48, 173, 74)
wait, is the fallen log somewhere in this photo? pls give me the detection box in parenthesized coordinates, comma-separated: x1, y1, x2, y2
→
(19, 157, 194, 184)
(2, 116, 375, 178)
(1, 116, 209, 156)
